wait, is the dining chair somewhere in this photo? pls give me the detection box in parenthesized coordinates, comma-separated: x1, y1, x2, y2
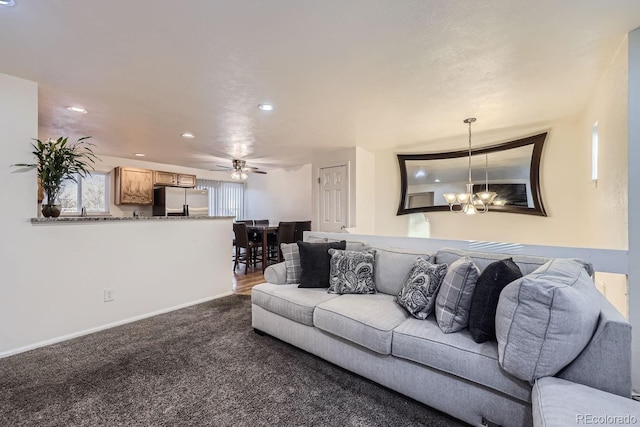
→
(268, 221, 296, 262)
(233, 222, 262, 273)
(294, 220, 312, 242)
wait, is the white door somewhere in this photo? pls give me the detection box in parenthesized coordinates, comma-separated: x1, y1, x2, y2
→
(319, 165, 348, 232)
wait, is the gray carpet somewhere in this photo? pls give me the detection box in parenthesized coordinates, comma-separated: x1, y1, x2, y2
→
(0, 295, 467, 426)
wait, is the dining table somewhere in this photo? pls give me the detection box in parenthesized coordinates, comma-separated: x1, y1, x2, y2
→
(247, 224, 279, 271)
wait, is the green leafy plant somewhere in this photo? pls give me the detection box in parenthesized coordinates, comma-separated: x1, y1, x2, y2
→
(13, 136, 98, 206)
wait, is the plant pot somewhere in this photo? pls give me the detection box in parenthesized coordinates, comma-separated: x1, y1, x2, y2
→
(42, 204, 62, 218)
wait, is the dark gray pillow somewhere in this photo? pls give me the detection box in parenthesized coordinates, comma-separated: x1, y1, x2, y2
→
(327, 249, 376, 294)
(468, 258, 522, 343)
(298, 240, 346, 288)
(396, 257, 448, 320)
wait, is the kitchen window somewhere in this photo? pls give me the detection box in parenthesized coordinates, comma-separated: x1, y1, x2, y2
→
(58, 172, 110, 215)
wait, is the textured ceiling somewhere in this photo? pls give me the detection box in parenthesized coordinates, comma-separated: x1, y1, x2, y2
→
(0, 1, 638, 171)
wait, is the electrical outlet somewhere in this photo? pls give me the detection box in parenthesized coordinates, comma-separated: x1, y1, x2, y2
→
(104, 288, 115, 302)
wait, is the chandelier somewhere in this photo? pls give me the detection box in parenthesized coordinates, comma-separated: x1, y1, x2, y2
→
(443, 118, 497, 214)
(230, 159, 249, 181)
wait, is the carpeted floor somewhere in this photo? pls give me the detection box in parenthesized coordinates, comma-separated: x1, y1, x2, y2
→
(0, 295, 467, 426)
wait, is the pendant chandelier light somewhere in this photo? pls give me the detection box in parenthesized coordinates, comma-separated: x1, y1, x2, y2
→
(443, 118, 497, 214)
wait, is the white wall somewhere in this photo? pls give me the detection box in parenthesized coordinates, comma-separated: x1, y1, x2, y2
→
(628, 27, 640, 395)
(245, 164, 313, 223)
(580, 37, 629, 320)
(0, 73, 233, 357)
(354, 147, 376, 234)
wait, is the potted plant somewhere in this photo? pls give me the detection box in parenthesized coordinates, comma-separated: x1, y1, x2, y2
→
(13, 136, 98, 218)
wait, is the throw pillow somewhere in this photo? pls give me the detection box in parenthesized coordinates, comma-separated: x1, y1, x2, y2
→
(281, 242, 301, 284)
(396, 257, 448, 320)
(435, 256, 480, 333)
(297, 240, 347, 288)
(327, 249, 376, 294)
(495, 259, 601, 384)
(468, 258, 523, 343)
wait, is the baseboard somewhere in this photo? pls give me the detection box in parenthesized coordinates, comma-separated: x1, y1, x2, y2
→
(0, 291, 234, 359)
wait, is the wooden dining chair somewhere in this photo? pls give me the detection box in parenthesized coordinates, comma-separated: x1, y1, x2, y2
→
(233, 222, 262, 273)
(294, 220, 312, 242)
(268, 221, 297, 262)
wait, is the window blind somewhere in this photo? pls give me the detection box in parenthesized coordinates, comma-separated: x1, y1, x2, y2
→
(197, 179, 245, 219)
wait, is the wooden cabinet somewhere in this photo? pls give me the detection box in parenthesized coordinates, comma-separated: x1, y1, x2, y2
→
(114, 167, 154, 205)
(177, 174, 196, 187)
(154, 170, 177, 186)
(154, 171, 196, 188)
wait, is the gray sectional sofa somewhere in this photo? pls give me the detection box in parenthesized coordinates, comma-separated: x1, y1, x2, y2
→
(251, 239, 632, 427)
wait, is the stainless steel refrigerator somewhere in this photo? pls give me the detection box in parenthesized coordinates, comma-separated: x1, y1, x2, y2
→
(153, 187, 209, 217)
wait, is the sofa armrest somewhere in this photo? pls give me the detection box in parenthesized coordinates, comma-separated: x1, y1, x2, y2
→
(264, 262, 287, 285)
(557, 294, 632, 398)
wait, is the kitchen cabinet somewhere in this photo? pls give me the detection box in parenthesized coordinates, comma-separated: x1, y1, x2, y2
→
(114, 167, 154, 205)
(154, 170, 177, 186)
(177, 174, 196, 187)
(153, 171, 196, 188)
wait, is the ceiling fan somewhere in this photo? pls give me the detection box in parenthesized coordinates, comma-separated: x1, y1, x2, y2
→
(213, 159, 267, 181)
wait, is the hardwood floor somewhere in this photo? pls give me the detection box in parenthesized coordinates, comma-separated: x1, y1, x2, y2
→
(232, 265, 266, 296)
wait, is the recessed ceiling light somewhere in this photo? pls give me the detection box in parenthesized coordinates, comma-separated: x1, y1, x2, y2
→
(0, 1, 16, 7)
(435, 179, 441, 183)
(181, 132, 195, 139)
(258, 104, 274, 111)
(134, 153, 146, 157)
(415, 170, 426, 179)
(66, 106, 87, 114)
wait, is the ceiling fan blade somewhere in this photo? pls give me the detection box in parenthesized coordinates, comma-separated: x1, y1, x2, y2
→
(251, 170, 267, 175)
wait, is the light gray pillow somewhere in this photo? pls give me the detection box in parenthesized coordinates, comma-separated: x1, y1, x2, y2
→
(496, 259, 601, 384)
(373, 247, 434, 296)
(327, 249, 376, 294)
(396, 257, 448, 320)
(435, 257, 480, 333)
(280, 242, 301, 284)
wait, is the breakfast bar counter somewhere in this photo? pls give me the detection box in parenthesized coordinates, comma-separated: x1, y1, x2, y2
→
(30, 215, 234, 224)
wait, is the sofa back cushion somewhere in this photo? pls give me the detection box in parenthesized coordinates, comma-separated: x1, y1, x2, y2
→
(372, 247, 434, 295)
(495, 259, 601, 384)
(435, 247, 550, 276)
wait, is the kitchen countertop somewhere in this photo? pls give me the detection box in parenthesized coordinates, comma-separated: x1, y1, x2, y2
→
(31, 216, 234, 223)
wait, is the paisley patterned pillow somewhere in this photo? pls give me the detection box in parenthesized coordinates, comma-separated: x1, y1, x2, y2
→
(327, 249, 377, 294)
(396, 257, 448, 320)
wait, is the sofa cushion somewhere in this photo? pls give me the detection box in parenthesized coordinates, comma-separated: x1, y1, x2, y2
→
(251, 283, 340, 326)
(314, 294, 409, 355)
(327, 249, 377, 294)
(395, 258, 447, 320)
(435, 247, 550, 275)
(373, 247, 434, 296)
(435, 257, 480, 333)
(281, 243, 301, 284)
(298, 240, 346, 288)
(532, 377, 640, 427)
(468, 258, 523, 343)
(392, 317, 531, 402)
(496, 259, 601, 384)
